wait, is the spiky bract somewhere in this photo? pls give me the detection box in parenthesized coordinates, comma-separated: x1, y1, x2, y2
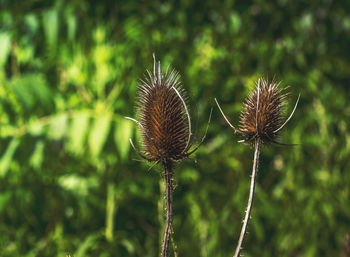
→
(136, 63, 189, 162)
(238, 79, 288, 144)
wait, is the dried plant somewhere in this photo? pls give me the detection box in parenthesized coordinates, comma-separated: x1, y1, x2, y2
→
(126, 55, 211, 257)
(215, 78, 300, 257)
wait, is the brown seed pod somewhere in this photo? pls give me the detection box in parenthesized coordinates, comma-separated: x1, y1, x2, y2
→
(126, 55, 212, 163)
(238, 79, 287, 144)
(137, 62, 188, 160)
(215, 78, 300, 145)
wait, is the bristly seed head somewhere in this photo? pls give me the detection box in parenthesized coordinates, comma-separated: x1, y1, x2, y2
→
(215, 77, 300, 145)
(137, 60, 188, 161)
(126, 55, 212, 164)
(238, 78, 288, 144)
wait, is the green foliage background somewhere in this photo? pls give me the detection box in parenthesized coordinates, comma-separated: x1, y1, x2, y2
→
(0, 0, 349, 256)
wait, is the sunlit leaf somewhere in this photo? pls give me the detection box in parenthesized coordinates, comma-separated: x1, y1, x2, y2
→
(0, 138, 20, 177)
(105, 182, 116, 242)
(0, 32, 11, 67)
(114, 116, 132, 161)
(28, 119, 46, 136)
(48, 113, 67, 140)
(42, 8, 59, 54)
(75, 232, 103, 257)
(88, 113, 111, 156)
(121, 239, 136, 254)
(66, 111, 90, 155)
(25, 14, 39, 33)
(66, 10, 77, 41)
(58, 174, 99, 196)
(9, 73, 52, 109)
(29, 140, 45, 169)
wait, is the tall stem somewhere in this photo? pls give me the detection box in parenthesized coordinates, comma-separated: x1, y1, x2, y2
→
(233, 137, 261, 257)
(161, 160, 173, 257)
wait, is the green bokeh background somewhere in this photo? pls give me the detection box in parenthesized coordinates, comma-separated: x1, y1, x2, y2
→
(0, 0, 349, 256)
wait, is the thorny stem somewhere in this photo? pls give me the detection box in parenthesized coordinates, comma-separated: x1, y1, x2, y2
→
(161, 160, 174, 257)
(233, 137, 261, 257)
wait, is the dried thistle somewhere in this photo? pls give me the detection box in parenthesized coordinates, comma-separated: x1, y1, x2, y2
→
(215, 78, 300, 257)
(126, 54, 211, 257)
(238, 80, 287, 144)
(216, 78, 300, 145)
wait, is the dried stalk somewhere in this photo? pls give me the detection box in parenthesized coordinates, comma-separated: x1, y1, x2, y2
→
(215, 79, 298, 256)
(233, 137, 261, 257)
(161, 161, 174, 257)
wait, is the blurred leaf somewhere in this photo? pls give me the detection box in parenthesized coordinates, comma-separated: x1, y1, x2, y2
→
(179, 168, 199, 182)
(15, 43, 35, 64)
(88, 113, 111, 156)
(9, 73, 52, 109)
(0, 32, 11, 67)
(66, 111, 90, 155)
(10, 76, 34, 108)
(105, 182, 116, 242)
(58, 174, 99, 196)
(0, 191, 11, 213)
(29, 140, 45, 169)
(48, 113, 68, 140)
(66, 51, 88, 85)
(25, 14, 39, 33)
(0, 138, 20, 177)
(121, 239, 136, 254)
(230, 12, 241, 34)
(28, 119, 46, 136)
(42, 8, 59, 54)
(66, 10, 77, 41)
(114, 117, 132, 161)
(75, 232, 102, 257)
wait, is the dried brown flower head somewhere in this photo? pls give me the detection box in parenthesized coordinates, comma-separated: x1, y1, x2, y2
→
(126, 55, 211, 163)
(215, 78, 300, 145)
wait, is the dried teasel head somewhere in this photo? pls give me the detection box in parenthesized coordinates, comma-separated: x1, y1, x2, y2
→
(238, 79, 295, 144)
(126, 55, 212, 164)
(215, 78, 300, 145)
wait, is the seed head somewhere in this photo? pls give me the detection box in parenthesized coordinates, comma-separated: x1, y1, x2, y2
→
(126, 55, 212, 163)
(215, 78, 300, 145)
(137, 60, 188, 161)
(238, 79, 287, 144)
